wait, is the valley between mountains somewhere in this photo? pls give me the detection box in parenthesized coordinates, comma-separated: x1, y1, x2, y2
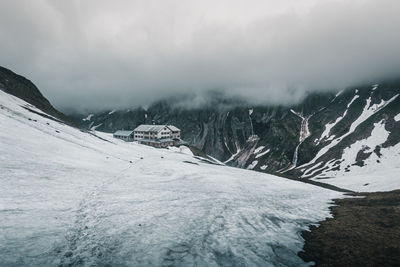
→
(72, 80, 400, 192)
(1, 66, 400, 266)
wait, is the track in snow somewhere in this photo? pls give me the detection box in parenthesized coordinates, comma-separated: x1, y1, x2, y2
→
(56, 162, 139, 266)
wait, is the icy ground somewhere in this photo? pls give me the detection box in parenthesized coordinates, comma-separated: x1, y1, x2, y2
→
(0, 90, 343, 266)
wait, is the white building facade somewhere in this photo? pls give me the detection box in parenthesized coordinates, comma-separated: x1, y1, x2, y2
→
(132, 125, 181, 148)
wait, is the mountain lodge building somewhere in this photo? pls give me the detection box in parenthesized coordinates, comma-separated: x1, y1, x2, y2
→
(113, 124, 181, 148)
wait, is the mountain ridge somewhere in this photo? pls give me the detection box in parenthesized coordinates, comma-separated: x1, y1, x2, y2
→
(0, 66, 71, 123)
(69, 82, 400, 190)
(1, 65, 398, 191)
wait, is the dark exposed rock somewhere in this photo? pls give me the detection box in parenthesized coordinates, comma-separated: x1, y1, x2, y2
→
(0, 66, 72, 124)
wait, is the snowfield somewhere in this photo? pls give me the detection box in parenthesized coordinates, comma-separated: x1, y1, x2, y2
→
(0, 90, 344, 266)
(298, 87, 400, 192)
(310, 120, 400, 192)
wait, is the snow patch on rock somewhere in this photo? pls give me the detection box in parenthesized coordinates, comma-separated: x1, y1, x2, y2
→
(254, 146, 265, 154)
(312, 120, 400, 192)
(300, 93, 399, 169)
(318, 94, 359, 143)
(83, 114, 94, 121)
(395, 113, 400, 122)
(255, 149, 270, 159)
(260, 164, 268, 170)
(247, 160, 258, 170)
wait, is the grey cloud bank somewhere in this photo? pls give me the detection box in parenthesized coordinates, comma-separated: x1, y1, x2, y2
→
(1, 0, 399, 111)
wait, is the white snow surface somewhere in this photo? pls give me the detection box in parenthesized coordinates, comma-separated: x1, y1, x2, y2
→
(335, 89, 344, 97)
(260, 164, 268, 170)
(299, 93, 399, 169)
(0, 90, 343, 266)
(254, 146, 265, 154)
(311, 120, 400, 192)
(82, 113, 93, 121)
(318, 94, 359, 143)
(395, 113, 400, 122)
(255, 149, 271, 159)
(90, 123, 103, 131)
(302, 162, 325, 178)
(223, 141, 241, 164)
(168, 145, 194, 156)
(330, 89, 344, 103)
(300, 92, 400, 192)
(246, 160, 258, 170)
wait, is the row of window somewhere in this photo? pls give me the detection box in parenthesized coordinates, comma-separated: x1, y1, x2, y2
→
(115, 135, 133, 140)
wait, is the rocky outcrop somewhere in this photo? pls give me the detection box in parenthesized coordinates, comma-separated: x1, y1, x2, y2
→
(0, 66, 70, 123)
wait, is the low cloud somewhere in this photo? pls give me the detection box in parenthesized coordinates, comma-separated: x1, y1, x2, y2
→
(1, 0, 399, 112)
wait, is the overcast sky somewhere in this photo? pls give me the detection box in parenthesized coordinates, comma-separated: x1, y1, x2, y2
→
(1, 0, 399, 111)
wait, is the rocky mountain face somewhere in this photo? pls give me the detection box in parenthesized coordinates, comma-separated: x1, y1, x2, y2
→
(0, 66, 70, 123)
(294, 82, 400, 181)
(2, 64, 398, 186)
(70, 82, 400, 179)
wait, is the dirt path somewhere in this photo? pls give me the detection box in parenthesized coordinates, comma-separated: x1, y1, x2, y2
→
(298, 190, 400, 266)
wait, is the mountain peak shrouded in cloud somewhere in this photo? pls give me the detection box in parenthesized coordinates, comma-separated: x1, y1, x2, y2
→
(1, 0, 399, 111)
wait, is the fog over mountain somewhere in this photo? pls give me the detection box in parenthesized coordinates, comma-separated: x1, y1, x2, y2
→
(1, 0, 400, 111)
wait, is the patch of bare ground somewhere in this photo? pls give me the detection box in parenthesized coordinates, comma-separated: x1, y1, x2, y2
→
(299, 190, 400, 267)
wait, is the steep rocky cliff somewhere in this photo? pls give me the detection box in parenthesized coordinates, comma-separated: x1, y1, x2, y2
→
(71, 81, 400, 180)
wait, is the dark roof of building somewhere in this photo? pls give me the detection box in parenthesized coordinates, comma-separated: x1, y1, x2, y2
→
(166, 125, 180, 132)
(113, 130, 134, 136)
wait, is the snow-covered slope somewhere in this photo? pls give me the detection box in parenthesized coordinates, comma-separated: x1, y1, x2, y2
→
(304, 120, 400, 192)
(297, 85, 400, 192)
(0, 90, 342, 266)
